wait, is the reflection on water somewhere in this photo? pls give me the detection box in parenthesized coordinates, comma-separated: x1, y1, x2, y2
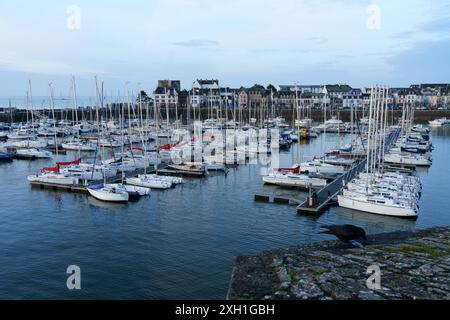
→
(87, 197, 130, 211)
(0, 128, 449, 299)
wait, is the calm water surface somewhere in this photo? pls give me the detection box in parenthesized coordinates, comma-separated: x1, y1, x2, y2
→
(0, 127, 449, 299)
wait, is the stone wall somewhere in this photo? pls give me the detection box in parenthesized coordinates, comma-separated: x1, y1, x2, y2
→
(227, 227, 450, 300)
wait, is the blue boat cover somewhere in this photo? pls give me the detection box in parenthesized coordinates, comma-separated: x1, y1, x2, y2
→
(89, 184, 104, 190)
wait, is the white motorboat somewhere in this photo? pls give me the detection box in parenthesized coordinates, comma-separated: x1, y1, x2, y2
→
(168, 163, 206, 175)
(384, 153, 432, 167)
(263, 173, 327, 189)
(106, 184, 150, 197)
(62, 141, 97, 151)
(428, 118, 448, 127)
(87, 184, 129, 203)
(60, 164, 117, 181)
(16, 148, 52, 159)
(7, 129, 36, 140)
(300, 160, 345, 175)
(6, 139, 47, 149)
(321, 156, 355, 166)
(126, 176, 172, 189)
(27, 173, 78, 185)
(139, 174, 184, 185)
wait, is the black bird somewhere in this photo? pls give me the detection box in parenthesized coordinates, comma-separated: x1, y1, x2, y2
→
(320, 225, 367, 247)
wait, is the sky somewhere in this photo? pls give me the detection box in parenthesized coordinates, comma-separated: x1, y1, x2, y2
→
(0, 0, 449, 96)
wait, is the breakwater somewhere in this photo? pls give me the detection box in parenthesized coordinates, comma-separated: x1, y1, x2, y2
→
(227, 227, 450, 300)
(2, 108, 450, 125)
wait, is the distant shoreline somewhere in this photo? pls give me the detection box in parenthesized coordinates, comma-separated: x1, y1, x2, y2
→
(1, 108, 450, 125)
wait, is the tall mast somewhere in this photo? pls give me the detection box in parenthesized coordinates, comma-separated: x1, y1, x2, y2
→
(72, 76, 81, 159)
(28, 80, 35, 129)
(165, 87, 170, 127)
(49, 83, 59, 159)
(365, 85, 374, 184)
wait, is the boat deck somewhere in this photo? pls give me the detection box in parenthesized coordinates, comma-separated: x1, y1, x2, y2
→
(296, 128, 401, 214)
(29, 164, 168, 193)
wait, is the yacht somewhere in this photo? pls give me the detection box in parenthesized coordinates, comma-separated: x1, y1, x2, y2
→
(300, 160, 345, 175)
(126, 175, 172, 189)
(263, 172, 327, 189)
(87, 184, 129, 203)
(16, 148, 52, 159)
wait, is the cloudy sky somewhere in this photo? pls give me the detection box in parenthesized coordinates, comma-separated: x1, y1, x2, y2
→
(0, 0, 449, 95)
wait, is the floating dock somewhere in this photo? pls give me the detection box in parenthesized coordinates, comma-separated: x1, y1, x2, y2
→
(254, 193, 301, 206)
(296, 160, 366, 214)
(297, 128, 401, 214)
(29, 164, 167, 193)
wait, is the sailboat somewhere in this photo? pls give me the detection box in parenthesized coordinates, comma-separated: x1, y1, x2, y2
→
(87, 79, 130, 203)
(16, 82, 52, 159)
(62, 140, 97, 151)
(28, 167, 78, 186)
(338, 86, 420, 218)
(16, 148, 53, 159)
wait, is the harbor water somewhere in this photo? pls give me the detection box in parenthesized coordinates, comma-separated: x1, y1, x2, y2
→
(0, 127, 449, 299)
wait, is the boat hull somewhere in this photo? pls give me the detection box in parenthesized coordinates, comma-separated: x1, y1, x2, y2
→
(87, 187, 129, 202)
(338, 195, 418, 218)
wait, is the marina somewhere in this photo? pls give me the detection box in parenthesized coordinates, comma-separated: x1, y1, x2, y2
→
(1, 84, 450, 299)
(2, 0, 450, 308)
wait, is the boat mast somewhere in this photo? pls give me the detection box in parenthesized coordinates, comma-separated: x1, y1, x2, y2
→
(165, 87, 170, 127)
(72, 76, 81, 159)
(120, 92, 125, 184)
(365, 85, 374, 191)
(28, 80, 35, 131)
(49, 83, 59, 159)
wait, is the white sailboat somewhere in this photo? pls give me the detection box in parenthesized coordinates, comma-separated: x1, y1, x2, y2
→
(16, 148, 52, 159)
(263, 172, 327, 189)
(28, 172, 78, 185)
(62, 140, 97, 151)
(338, 86, 420, 218)
(300, 160, 345, 175)
(338, 194, 418, 218)
(384, 153, 432, 167)
(126, 175, 172, 189)
(87, 184, 129, 202)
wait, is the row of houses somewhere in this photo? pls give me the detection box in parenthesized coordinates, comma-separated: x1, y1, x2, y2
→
(150, 80, 450, 110)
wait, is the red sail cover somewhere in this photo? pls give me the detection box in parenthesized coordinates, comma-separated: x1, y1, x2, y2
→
(158, 142, 182, 150)
(128, 147, 144, 151)
(274, 165, 300, 174)
(43, 166, 60, 173)
(56, 158, 81, 167)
